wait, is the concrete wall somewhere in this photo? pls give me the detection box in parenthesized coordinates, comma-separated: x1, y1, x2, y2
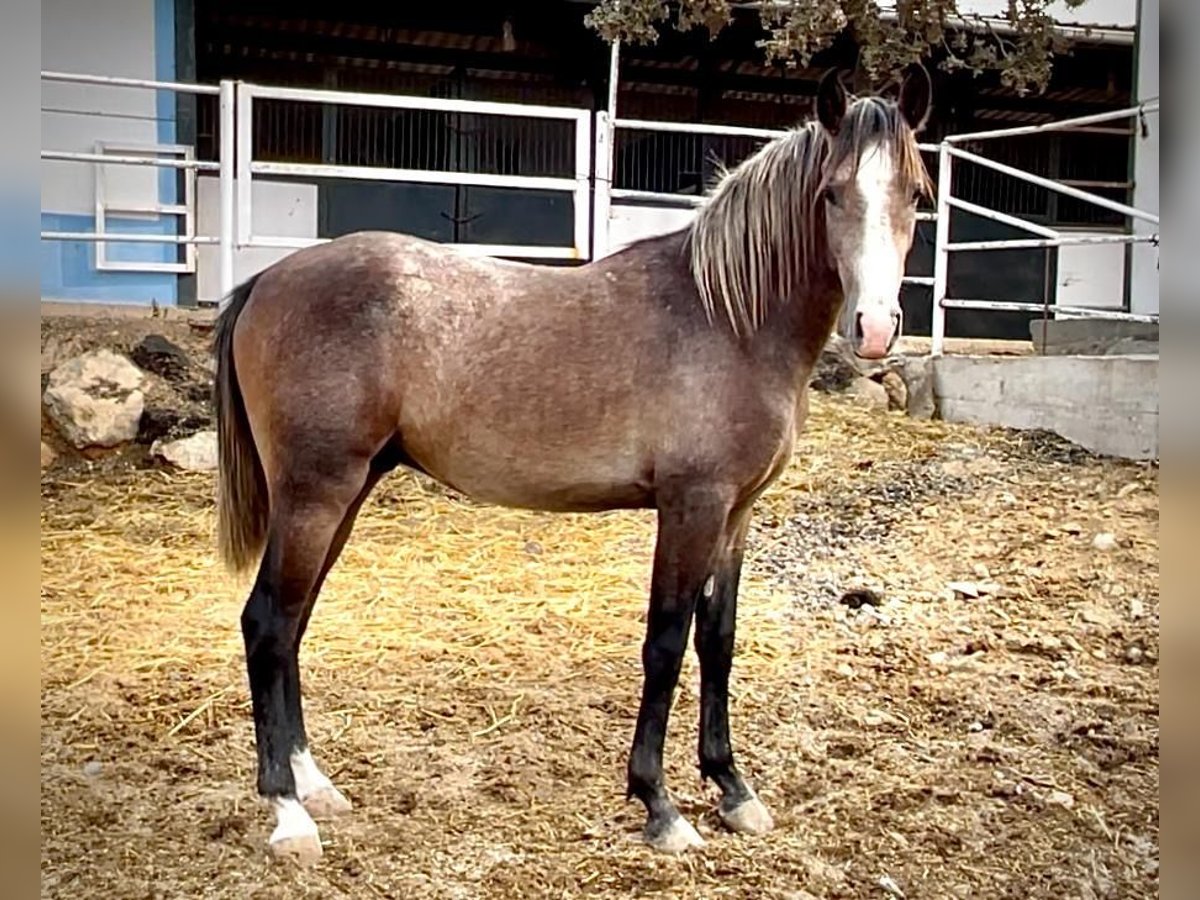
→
(932, 354, 1158, 460)
(1129, 0, 1159, 315)
(41, 0, 179, 305)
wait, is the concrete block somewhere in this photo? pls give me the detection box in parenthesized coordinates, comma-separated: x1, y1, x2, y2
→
(1030, 319, 1159, 355)
(931, 354, 1158, 461)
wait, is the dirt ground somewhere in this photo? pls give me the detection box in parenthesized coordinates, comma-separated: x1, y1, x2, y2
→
(40, 314, 1158, 899)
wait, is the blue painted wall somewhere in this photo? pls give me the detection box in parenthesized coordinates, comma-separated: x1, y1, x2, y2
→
(41, 0, 181, 305)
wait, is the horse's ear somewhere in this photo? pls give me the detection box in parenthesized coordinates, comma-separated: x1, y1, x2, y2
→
(816, 68, 847, 135)
(898, 62, 933, 132)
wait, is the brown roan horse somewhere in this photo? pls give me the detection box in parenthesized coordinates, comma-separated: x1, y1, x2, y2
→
(212, 66, 933, 864)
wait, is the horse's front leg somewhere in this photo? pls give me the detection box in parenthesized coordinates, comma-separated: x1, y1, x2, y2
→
(694, 511, 774, 836)
(627, 485, 732, 853)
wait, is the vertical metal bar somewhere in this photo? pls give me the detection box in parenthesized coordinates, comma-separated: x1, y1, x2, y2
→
(593, 111, 612, 259)
(930, 143, 953, 356)
(574, 112, 592, 260)
(218, 79, 235, 302)
(235, 82, 253, 251)
(607, 38, 621, 122)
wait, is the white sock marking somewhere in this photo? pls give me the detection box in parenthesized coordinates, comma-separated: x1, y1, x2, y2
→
(290, 748, 333, 801)
(270, 797, 319, 845)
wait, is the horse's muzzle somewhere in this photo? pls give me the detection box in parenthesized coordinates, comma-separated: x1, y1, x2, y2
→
(853, 309, 901, 359)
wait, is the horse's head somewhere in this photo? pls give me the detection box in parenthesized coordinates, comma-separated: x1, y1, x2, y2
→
(816, 66, 933, 360)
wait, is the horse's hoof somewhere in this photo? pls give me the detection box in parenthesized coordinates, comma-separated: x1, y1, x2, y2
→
(645, 814, 705, 854)
(269, 798, 323, 865)
(301, 785, 353, 819)
(719, 794, 775, 835)
(269, 832, 323, 866)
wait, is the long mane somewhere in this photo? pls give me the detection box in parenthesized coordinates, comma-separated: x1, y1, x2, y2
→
(684, 96, 933, 338)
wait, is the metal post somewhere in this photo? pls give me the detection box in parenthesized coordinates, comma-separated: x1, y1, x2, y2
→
(573, 113, 592, 260)
(235, 81, 253, 255)
(594, 38, 621, 259)
(930, 143, 953, 356)
(593, 111, 612, 259)
(218, 79, 235, 303)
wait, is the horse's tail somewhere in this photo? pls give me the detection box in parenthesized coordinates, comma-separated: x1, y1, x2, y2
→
(212, 272, 269, 574)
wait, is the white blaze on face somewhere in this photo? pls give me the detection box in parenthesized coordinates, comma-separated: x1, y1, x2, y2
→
(827, 143, 909, 360)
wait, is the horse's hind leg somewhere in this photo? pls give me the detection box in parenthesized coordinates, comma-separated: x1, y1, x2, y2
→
(694, 508, 774, 836)
(627, 484, 733, 853)
(240, 457, 373, 864)
(285, 469, 384, 822)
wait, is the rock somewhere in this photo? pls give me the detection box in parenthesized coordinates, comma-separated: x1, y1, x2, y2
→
(846, 376, 889, 411)
(1047, 789, 1076, 809)
(40, 441, 55, 470)
(82, 760, 103, 778)
(893, 356, 935, 419)
(152, 430, 218, 472)
(1061, 522, 1084, 535)
(811, 335, 862, 392)
(947, 580, 1002, 599)
(130, 334, 191, 382)
(1128, 598, 1145, 620)
(1092, 532, 1117, 551)
(43, 349, 146, 449)
(880, 370, 908, 411)
(137, 408, 209, 445)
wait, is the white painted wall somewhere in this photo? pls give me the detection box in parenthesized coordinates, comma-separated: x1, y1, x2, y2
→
(950, 0, 1135, 29)
(1055, 229, 1127, 309)
(195, 176, 319, 301)
(41, 0, 166, 215)
(1129, 0, 1159, 315)
(603, 203, 697, 256)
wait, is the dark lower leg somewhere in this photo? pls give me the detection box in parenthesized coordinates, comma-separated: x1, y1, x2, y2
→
(627, 489, 730, 843)
(285, 472, 381, 761)
(695, 549, 753, 809)
(242, 471, 369, 810)
(242, 560, 306, 799)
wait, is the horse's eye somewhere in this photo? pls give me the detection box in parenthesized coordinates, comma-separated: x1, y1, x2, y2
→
(910, 189, 923, 206)
(823, 188, 840, 207)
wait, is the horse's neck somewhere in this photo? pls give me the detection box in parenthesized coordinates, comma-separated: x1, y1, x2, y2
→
(753, 276, 844, 389)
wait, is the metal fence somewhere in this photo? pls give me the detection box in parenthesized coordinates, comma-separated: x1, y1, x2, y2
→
(40, 70, 592, 305)
(591, 110, 938, 295)
(40, 71, 224, 280)
(41, 69, 1159, 351)
(232, 81, 593, 265)
(928, 101, 1161, 354)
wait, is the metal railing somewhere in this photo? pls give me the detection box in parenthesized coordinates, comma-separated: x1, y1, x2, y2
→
(41, 71, 593, 304)
(233, 81, 593, 268)
(928, 100, 1161, 354)
(42, 68, 1159, 344)
(40, 71, 225, 284)
(592, 109, 938, 289)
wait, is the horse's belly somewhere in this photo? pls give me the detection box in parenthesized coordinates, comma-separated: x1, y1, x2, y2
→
(403, 427, 654, 513)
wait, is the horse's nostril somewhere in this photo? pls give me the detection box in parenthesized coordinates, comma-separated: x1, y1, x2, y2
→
(854, 312, 865, 344)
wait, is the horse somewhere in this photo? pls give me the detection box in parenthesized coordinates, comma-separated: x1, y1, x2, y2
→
(211, 65, 933, 864)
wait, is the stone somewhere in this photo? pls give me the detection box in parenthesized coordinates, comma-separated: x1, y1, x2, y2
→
(40, 441, 55, 470)
(894, 355, 935, 419)
(152, 430, 218, 472)
(810, 335, 862, 392)
(846, 376, 889, 411)
(880, 370, 908, 411)
(1092, 532, 1117, 551)
(130, 334, 191, 383)
(43, 349, 146, 449)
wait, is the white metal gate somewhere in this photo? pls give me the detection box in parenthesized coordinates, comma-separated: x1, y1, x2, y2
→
(927, 101, 1160, 353)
